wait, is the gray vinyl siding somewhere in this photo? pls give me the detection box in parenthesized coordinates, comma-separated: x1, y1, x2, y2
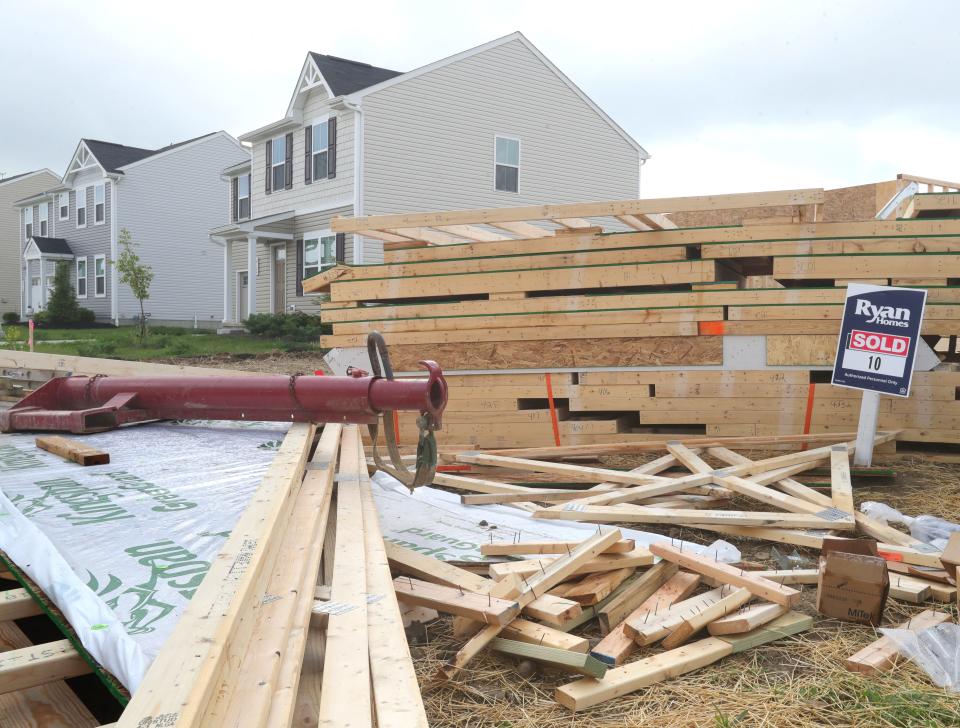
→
(361, 37, 640, 236)
(117, 134, 247, 325)
(249, 88, 355, 219)
(0, 170, 59, 314)
(59, 171, 113, 320)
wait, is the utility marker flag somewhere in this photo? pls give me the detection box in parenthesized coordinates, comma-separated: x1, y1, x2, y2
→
(832, 284, 927, 398)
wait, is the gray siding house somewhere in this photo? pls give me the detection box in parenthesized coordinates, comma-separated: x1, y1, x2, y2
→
(16, 132, 247, 326)
(0, 169, 61, 316)
(210, 32, 647, 324)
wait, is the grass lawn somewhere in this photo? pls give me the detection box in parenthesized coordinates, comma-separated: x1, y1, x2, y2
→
(0, 324, 318, 361)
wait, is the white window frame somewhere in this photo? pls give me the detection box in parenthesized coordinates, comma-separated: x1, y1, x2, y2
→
(38, 203, 48, 236)
(94, 254, 106, 298)
(58, 192, 69, 220)
(76, 256, 88, 298)
(94, 183, 105, 225)
(76, 187, 87, 228)
(311, 116, 330, 181)
(23, 207, 33, 239)
(302, 229, 337, 291)
(494, 135, 521, 193)
(271, 135, 286, 192)
(236, 174, 250, 219)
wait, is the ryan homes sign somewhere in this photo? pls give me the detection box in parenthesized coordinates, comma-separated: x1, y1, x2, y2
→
(832, 284, 927, 397)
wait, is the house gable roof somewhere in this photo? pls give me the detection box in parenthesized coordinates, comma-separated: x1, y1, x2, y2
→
(308, 53, 402, 96)
(0, 168, 60, 188)
(27, 236, 73, 256)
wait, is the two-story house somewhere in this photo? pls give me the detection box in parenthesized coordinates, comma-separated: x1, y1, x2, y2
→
(210, 31, 648, 324)
(0, 169, 61, 317)
(16, 132, 247, 326)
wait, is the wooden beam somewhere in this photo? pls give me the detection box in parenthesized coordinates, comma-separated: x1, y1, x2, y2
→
(556, 612, 813, 710)
(0, 588, 42, 621)
(385, 542, 489, 593)
(332, 189, 826, 233)
(591, 572, 700, 666)
(355, 431, 429, 728)
(487, 221, 551, 238)
(488, 548, 654, 580)
(660, 587, 752, 648)
(490, 638, 608, 678)
(0, 639, 90, 694)
(521, 594, 583, 626)
(625, 586, 729, 645)
(393, 577, 520, 625)
(35, 435, 109, 465)
(845, 610, 950, 675)
(439, 528, 622, 680)
(563, 567, 635, 606)
(456, 451, 676, 487)
(597, 562, 678, 634)
(433, 225, 510, 242)
(649, 542, 801, 607)
(501, 619, 589, 653)
(707, 602, 788, 636)
(830, 445, 855, 517)
(116, 423, 315, 728)
(206, 424, 342, 727)
(386, 227, 468, 245)
(481, 539, 636, 556)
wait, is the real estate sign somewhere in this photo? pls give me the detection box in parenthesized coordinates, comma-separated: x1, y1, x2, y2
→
(832, 284, 927, 398)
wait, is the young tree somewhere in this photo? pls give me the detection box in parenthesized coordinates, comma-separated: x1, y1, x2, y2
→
(115, 228, 154, 342)
(46, 261, 80, 324)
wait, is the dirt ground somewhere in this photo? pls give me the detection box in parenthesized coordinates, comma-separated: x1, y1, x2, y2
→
(415, 454, 960, 728)
(163, 351, 334, 374)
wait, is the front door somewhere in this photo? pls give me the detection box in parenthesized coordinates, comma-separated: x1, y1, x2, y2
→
(237, 272, 249, 321)
(30, 277, 41, 311)
(272, 246, 286, 313)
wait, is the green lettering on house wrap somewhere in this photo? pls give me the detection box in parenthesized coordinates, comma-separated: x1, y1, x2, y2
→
(0, 444, 44, 472)
(22, 477, 136, 526)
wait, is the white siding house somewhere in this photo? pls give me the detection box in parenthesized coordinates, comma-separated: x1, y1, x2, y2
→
(211, 32, 647, 323)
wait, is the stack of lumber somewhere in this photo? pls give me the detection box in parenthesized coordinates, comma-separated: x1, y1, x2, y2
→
(307, 179, 960, 450)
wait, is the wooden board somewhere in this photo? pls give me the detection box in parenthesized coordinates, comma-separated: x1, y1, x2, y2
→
(34, 436, 109, 466)
(845, 610, 950, 675)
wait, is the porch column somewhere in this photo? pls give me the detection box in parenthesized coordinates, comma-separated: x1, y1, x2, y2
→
(222, 239, 232, 323)
(40, 257, 47, 308)
(246, 235, 258, 317)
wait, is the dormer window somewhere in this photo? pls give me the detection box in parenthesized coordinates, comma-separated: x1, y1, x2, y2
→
(39, 203, 48, 236)
(94, 183, 105, 224)
(271, 135, 286, 192)
(24, 207, 32, 239)
(237, 174, 250, 219)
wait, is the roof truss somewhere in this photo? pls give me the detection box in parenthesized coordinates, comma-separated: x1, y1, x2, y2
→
(285, 54, 332, 117)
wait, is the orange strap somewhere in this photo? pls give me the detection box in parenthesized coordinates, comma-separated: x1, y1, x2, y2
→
(545, 373, 562, 447)
(392, 410, 401, 445)
(800, 383, 816, 450)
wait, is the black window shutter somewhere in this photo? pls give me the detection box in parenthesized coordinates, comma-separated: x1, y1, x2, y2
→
(284, 132, 293, 189)
(295, 239, 304, 296)
(304, 126, 312, 184)
(335, 233, 346, 264)
(327, 117, 337, 178)
(265, 139, 272, 194)
(231, 177, 238, 222)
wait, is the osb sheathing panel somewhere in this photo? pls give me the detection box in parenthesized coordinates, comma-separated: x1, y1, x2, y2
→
(391, 336, 723, 371)
(767, 334, 836, 365)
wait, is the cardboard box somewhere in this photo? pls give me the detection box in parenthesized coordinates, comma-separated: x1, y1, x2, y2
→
(816, 539, 889, 625)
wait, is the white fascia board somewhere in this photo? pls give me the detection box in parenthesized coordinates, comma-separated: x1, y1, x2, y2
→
(285, 54, 335, 118)
(238, 115, 303, 143)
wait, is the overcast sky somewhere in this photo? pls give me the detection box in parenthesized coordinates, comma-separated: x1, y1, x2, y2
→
(3, 0, 959, 197)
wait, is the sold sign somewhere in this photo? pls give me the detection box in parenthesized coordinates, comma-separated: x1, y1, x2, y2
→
(848, 330, 910, 357)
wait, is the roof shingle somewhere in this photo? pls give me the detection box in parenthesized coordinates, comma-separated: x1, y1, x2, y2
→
(308, 53, 402, 96)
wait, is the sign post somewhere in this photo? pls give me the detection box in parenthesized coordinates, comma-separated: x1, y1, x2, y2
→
(831, 284, 927, 466)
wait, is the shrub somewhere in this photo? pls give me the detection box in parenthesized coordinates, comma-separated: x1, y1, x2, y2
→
(166, 337, 193, 357)
(46, 262, 81, 325)
(2, 312, 19, 325)
(243, 312, 323, 342)
(76, 308, 96, 324)
(32, 310, 49, 326)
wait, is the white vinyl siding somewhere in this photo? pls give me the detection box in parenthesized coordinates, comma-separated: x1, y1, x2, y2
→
(76, 257, 87, 298)
(94, 255, 106, 297)
(76, 187, 87, 228)
(94, 183, 105, 224)
(3, 170, 59, 314)
(250, 87, 354, 218)
(362, 37, 639, 236)
(59, 192, 69, 220)
(23, 207, 32, 239)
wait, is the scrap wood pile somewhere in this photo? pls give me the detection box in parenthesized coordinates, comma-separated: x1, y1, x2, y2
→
(307, 176, 960, 450)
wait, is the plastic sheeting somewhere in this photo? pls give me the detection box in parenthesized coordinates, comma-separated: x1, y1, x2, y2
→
(880, 623, 960, 691)
(0, 422, 738, 694)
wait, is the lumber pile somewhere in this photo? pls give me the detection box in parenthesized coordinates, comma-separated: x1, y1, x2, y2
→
(308, 178, 960, 450)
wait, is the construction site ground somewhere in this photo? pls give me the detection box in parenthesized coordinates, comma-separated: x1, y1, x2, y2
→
(415, 453, 960, 728)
